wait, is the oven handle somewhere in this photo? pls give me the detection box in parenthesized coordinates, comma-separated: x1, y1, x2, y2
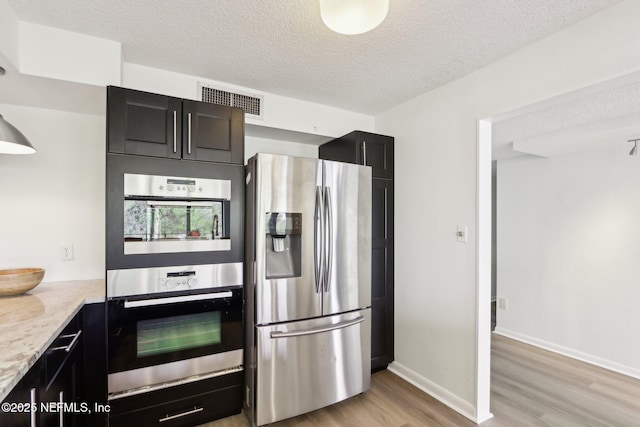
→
(123, 291, 233, 308)
(144, 200, 217, 207)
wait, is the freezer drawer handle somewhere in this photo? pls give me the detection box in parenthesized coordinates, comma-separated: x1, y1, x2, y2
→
(270, 315, 365, 339)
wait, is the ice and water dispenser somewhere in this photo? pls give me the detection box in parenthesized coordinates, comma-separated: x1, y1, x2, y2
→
(265, 213, 302, 279)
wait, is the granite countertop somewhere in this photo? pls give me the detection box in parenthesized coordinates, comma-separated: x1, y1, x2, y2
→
(0, 279, 105, 402)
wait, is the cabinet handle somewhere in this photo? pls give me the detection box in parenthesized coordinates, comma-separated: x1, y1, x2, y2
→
(50, 330, 82, 353)
(188, 112, 192, 154)
(29, 388, 37, 427)
(362, 141, 367, 166)
(173, 110, 177, 153)
(159, 406, 204, 423)
(59, 391, 64, 426)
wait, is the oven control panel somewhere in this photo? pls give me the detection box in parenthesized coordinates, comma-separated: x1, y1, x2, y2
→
(124, 173, 231, 200)
(106, 264, 243, 299)
(161, 271, 197, 291)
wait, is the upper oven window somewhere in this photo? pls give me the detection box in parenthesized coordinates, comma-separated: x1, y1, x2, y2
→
(124, 200, 225, 242)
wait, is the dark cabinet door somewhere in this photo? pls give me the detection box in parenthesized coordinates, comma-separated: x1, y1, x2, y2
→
(318, 130, 393, 178)
(82, 303, 107, 427)
(359, 132, 394, 179)
(371, 178, 394, 370)
(0, 366, 40, 427)
(107, 86, 182, 159)
(108, 86, 244, 165)
(182, 101, 244, 164)
(41, 310, 83, 427)
(40, 350, 81, 427)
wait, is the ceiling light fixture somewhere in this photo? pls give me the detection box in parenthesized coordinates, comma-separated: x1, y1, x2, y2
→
(629, 139, 639, 156)
(0, 115, 36, 154)
(319, 0, 389, 35)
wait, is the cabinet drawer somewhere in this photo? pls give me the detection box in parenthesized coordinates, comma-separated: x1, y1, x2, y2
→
(109, 384, 242, 427)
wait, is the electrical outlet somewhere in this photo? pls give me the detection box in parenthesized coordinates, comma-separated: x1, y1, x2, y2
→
(498, 297, 508, 310)
(457, 225, 468, 243)
(60, 244, 74, 261)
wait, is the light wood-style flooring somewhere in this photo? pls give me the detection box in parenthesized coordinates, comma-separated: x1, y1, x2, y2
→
(201, 334, 640, 426)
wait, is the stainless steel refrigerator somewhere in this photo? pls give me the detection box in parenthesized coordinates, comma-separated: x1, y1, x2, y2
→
(244, 153, 372, 426)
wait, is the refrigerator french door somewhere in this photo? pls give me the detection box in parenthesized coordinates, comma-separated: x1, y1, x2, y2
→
(245, 153, 371, 426)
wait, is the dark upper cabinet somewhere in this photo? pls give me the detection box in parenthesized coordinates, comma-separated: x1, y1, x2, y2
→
(318, 130, 393, 179)
(181, 100, 244, 164)
(320, 131, 394, 371)
(107, 86, 244, 165)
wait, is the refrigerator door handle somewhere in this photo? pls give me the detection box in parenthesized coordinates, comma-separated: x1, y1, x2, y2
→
(323, 186, 333, 292)
(269, 315, 365, 339)
(314, 185, 325, 293)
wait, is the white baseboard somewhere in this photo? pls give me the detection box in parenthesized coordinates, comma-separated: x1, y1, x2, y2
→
(494, 327, 640, 380)
(387, 362, 491, 424)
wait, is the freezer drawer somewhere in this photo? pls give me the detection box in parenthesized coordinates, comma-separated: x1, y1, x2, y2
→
(254, 310, 371, 426)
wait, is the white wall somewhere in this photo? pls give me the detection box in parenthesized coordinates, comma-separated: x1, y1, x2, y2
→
(245, 136, 318, 164)
(19, 22, 121, 86)
(122, 63, 374, 139)
(0, 0, 19, 66)
(374, 0, 640, 422)
(496, 146, 640, 378)
(0, 104, 105, 282)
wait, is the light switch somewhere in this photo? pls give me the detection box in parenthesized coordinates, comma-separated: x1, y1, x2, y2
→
(456, 225, 468, 243)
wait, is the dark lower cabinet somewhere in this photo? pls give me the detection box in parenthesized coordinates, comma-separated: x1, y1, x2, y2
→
(81, 302, 108, 427)
(40, 311, 83, 427)
(0, 309, 86, 427)
(320, 131, 394, 371)
(0, 363, 40, 427)
(0, 305, 107, 427)
(108, 372, 243, 427)
(107, 86, 244, 164)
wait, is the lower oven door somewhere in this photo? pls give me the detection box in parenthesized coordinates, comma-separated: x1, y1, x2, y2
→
(107, 287, 243, 397)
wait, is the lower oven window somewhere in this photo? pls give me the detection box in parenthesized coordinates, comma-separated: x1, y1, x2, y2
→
(137, 311, 221, 358)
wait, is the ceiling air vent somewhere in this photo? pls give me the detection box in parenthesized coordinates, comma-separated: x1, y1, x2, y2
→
(198, 83, 264, 120)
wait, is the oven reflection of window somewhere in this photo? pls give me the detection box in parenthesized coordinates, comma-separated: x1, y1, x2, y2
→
(137, 312, 222, 358)
(124, 200, 223, 242)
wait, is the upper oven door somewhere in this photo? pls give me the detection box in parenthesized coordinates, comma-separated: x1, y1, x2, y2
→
(107, 287, 243, 375)
(123, 173, 232, 255)
(107, 154, 244, 269)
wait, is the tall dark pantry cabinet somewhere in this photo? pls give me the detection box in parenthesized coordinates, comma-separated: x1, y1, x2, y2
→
(319, 131, 394, 371)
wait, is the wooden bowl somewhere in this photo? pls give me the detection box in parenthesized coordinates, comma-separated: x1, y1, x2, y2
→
(0, 268, 45, 296)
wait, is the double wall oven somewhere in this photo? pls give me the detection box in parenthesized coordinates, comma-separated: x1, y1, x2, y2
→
(106, 154, 244, 424)
(106, 265, 243, 398)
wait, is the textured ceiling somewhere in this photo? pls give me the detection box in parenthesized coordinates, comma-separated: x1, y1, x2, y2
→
(6, 0, 623, 115)
(492, 78, 640, 159)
